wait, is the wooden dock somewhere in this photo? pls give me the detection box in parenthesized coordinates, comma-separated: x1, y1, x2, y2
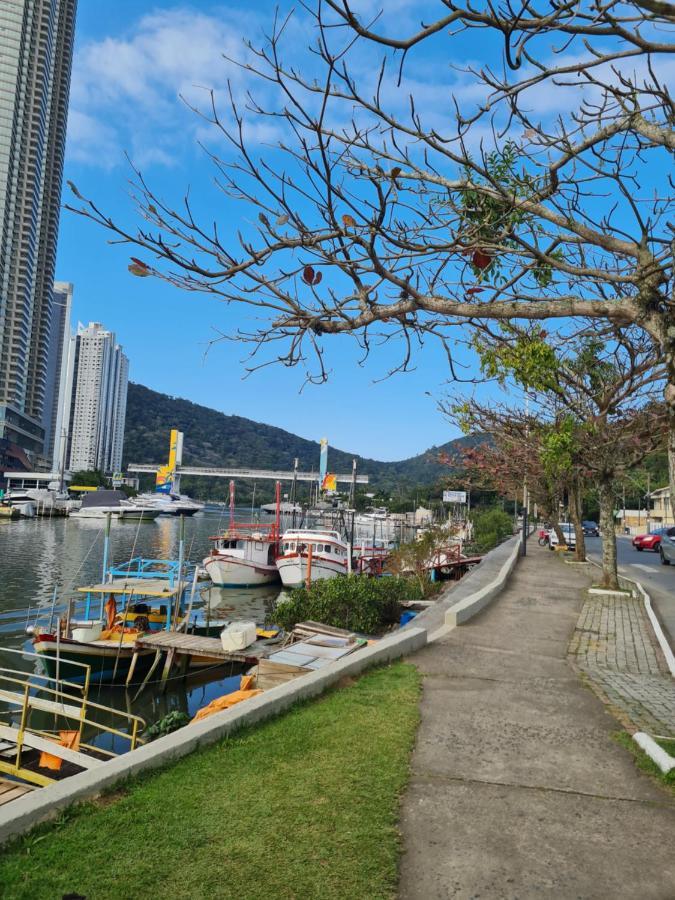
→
(128, 630, 277, 691)
(134, 630, 274, 662)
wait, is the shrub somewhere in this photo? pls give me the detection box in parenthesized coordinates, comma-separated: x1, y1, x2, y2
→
(273, 575, 423, 634)
(471, 508, 514, 553)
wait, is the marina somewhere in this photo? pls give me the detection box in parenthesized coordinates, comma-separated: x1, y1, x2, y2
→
(0, 469, 477, 807)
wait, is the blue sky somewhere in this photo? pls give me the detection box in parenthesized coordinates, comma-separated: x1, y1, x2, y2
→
(56, 1, 494, 461)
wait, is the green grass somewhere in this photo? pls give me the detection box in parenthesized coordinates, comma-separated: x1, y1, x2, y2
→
(0, 662, 421, 900)
(613, 731, 675, 793)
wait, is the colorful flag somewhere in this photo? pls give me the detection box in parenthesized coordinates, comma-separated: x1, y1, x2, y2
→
(322, 474, 337, 492)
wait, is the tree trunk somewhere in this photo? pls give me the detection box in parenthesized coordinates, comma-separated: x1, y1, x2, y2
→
(550, 512, 565, 546)
(569, 480, 586, 562)
(598, 480, 619, 589)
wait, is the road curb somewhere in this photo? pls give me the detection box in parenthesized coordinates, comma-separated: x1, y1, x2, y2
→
(586, 558, 675, 677)
(633, 732, 675, 774)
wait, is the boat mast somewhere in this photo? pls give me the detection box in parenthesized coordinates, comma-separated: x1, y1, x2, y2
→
(100, 511, 112, 620)
(229, 480, 235, 531)
(275, 480, 281, 544)
(173, 514, 186, 631)
(101, 511, 112, 582)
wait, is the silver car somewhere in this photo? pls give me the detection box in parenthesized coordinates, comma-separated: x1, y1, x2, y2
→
(659, 527, 675, 565)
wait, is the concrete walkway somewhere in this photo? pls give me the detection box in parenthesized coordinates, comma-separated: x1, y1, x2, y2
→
(399, 546, 675, 899)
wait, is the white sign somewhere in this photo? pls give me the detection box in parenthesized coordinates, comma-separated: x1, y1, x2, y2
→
(443, 490, 467, 504)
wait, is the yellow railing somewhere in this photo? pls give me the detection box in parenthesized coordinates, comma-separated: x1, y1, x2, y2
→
(0, 650, 145, 788)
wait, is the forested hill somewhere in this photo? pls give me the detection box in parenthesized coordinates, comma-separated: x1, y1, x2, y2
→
(123, 383, 480, 494)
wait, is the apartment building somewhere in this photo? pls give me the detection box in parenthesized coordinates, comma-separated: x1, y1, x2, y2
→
(0, 1, 78, 457)
(54, 322, 128, 474)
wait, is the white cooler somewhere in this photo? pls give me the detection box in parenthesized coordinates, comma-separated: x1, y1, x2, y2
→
(220, 620, 257, 652)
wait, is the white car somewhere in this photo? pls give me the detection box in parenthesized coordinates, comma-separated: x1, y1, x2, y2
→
(548, 523, 576, 549)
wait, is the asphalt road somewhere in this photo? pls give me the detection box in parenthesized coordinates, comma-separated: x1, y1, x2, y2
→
(585, 535, 675, 650)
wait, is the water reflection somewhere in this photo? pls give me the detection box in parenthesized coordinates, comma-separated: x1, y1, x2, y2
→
(0, 511, 282, 737)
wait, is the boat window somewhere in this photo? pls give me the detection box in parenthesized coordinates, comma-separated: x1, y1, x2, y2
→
(324, 545, 331, 553)
(255, 542, 263, 551)
(237, 541, 245, 550)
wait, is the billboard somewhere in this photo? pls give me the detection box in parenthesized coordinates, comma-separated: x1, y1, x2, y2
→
(443, 490, 467, 504)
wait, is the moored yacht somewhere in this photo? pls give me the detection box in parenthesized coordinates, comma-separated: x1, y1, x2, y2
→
(130, 491, 204, 516)
(276, 528, 349, 587)
(70, 490, 160, 522)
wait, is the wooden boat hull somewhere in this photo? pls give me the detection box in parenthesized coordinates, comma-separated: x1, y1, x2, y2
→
(32, 635, 156, 685)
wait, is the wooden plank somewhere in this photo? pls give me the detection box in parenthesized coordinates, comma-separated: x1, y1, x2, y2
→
(0, 785, 32, 806)
(254, 659, 310, 691)
(295, 621, 356, 639)
(0, 725, 104, 770)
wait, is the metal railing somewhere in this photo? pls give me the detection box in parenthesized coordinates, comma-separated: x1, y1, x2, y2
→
(0, 649, 145, 788)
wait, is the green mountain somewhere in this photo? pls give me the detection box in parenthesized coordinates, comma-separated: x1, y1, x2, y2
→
(123, 383, 479, 500)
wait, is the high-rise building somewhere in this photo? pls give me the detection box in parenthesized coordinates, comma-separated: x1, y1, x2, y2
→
(55, 322, 128, 475)
(42, 280, 73, 466)
(0, 0, 78, 458)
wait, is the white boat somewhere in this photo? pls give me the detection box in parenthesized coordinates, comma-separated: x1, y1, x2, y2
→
(261, 501, 302, 516)
(130, 491, 204, 516)
(5, 485, 78, 518)
(203, 524, 280, 587)
(276, 528, 349, 588)
(70, 490, 160, 522)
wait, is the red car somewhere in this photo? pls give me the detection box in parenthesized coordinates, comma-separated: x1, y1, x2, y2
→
(632, 529, 667, 551)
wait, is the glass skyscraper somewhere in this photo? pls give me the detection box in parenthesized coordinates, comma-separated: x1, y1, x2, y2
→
(0, 0, 77, 457)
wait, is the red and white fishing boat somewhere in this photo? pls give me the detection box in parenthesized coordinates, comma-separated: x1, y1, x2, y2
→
(203, 526, 281, 587)
(203, 482, 281, 587)
(276, 528, 350, 588)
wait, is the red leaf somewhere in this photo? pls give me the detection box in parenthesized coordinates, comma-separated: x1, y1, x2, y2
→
(128, 259, 151, 278)
(313, 271, 322, 285)
(465, 287, 484, 295)
(302, 265, 315, 285)
(472, 249, 492, 270)
(342, 214, 356, 229)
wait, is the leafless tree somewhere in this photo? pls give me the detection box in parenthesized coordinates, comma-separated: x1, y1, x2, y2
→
(67, 1, 674, 504)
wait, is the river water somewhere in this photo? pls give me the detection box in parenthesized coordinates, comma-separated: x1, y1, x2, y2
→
(0, 510, 281, 750)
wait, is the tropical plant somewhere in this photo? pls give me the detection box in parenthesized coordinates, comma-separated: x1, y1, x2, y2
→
(274, 575, 423, 634)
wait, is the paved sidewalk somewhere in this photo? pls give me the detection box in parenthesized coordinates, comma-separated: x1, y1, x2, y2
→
(399, 546, 675, 900)
(569, 586, 675, 735)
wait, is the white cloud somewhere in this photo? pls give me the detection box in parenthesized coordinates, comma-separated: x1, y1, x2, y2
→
(67, 6, 271, 169)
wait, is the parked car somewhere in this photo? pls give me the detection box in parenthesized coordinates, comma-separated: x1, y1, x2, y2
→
(582, 520, 599, 537)
(632, 528, 667, 552)
(549, 523, 576, 550)
(659, 527, 675, 565)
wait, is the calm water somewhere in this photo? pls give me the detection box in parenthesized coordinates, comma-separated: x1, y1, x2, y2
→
(0, 510, 281, 748)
